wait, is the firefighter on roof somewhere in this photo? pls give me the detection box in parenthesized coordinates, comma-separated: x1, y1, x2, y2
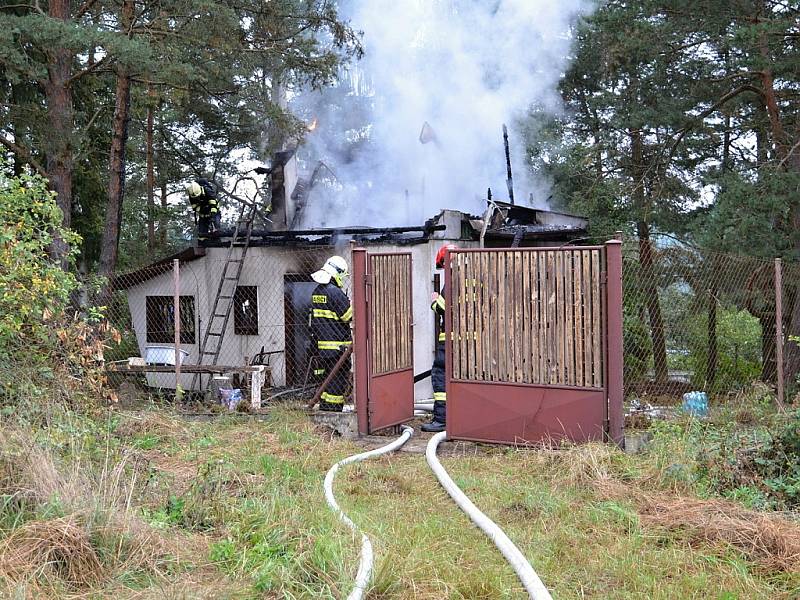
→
(422, 244, 457, 432)
(185, 178, 221, 240)
(310, 255, 353, 412)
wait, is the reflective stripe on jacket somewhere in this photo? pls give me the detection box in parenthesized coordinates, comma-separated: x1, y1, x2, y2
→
(310, 282, 352, 350)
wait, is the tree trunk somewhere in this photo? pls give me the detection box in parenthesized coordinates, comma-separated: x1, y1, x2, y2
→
(159, 182, 168, 248)
(98, 70, 132, 277)
(98, 0, 135, 278)
(43, 0, 75, 264)
(630, 128, 668, 382)
(637, 221, 669, 382)
(758, 35, 800, 381)
(146, 84, 156, 256)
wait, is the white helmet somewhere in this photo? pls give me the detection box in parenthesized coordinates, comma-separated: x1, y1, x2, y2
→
(186, 181, 202, 197)
(312, 255, 349, 287)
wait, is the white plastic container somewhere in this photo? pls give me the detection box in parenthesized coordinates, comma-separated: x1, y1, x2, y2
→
(145, 345, 189, 366)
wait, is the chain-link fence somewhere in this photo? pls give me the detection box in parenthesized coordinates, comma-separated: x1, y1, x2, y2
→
(622, 239, 796, 403)
(101, 233, 799, 407)
(103, 243, 354, 401)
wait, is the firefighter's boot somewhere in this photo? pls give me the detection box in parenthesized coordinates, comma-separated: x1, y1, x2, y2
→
(421, 400, 446, 432)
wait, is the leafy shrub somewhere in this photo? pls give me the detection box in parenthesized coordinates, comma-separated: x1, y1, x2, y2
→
(0, 159, 79, 353)
(649, 405, 800, 510)
(754, 410, 800, 509)
(0, 159, 119, 412)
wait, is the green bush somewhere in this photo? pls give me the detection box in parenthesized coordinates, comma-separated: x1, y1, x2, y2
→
(0, 159, 79, 355)
(649, 406, 800, 510)
(754, 410, 800, 508)
(0, 158, 120, 412)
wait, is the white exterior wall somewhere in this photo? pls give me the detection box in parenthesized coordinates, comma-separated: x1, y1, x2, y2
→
(125, 212, 476, 399)
(125, 246, 333, 391)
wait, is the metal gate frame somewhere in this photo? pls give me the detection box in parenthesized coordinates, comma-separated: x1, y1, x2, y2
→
(444, 241, 624, 446)
(352, 248, 415, 435)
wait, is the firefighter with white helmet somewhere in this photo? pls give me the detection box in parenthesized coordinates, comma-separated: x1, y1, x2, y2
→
(185, 178, 221, 240)
(309, 255, 352, 411)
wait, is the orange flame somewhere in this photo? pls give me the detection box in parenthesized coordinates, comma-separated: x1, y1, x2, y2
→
(307, 118, 318, 132)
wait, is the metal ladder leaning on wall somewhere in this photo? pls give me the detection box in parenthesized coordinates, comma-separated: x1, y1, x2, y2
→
(190, 200, 258, 393)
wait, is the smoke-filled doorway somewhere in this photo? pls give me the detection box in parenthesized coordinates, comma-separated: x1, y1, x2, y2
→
(284, 274, 318, 387)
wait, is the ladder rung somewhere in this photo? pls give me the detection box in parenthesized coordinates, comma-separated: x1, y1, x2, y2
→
(213, 313, 228, 318)
(219, 295, 233, 300)
(206, 332, 222, 337)
(224, 276, 239, 281)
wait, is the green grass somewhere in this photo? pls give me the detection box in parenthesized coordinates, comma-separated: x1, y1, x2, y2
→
(0, 405, 797, 599)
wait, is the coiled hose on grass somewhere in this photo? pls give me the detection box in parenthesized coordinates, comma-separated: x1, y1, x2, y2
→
(425, 431, 553, 600)
(324, 426, 414, 600)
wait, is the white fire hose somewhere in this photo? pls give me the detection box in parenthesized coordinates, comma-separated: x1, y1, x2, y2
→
(426, 431, 553, 600)
(324, 426, 414, 600)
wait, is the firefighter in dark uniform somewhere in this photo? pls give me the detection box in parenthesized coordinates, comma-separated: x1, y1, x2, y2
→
(422, 244, 457, 432)
(309, 255, 352, 411)
(185, 178, 221, 240)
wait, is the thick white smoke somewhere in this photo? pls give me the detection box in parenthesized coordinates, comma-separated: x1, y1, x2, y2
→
(294, 0, 591, 228)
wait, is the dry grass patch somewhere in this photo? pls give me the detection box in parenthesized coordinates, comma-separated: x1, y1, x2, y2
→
(596, 479, 800, 572)
(0, 516, 103, 588)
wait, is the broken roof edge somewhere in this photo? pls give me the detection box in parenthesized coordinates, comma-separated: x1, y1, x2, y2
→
(490, 200, 588, 222)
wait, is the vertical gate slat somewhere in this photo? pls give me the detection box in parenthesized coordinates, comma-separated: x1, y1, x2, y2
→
(470, 255, 478, 381)
(573, 250, 585, 386)
(459, 253, 468, 380)
(487, 251, 496, 381)
(522, 251, 531, 384)
(398, 256, 404, 369)
(508, 252, 516, 382)
(495, 253, 504, 380)
(368, 256, 376, 374)
(386, 256, 393, 373)
(565, 251, 575, 386)
(451, 254, 460, 380)
(555, 251, 564, 384)
(582, 251, 592, 385)
(508, 252, 517, 381)
(395, 255, 402, 370)
(381, 256, 388, 374)
(405, 255, 411, 369)
(475, 253, 482, 380)
(592, 250, 602, 388)
(545, 251, 554, 384)
(508, 251, 515, 382)
(393, 255, 400, 371)
(513, 252, 523, 382)
(467, 254, 480, 379)
(458, 254, 474, 379)
(536, 251, 546, 383)
(375, 256, 383, 375)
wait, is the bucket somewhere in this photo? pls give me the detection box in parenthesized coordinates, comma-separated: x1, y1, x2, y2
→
(145, 346, 189, 366)
(681, 391, 709, 417)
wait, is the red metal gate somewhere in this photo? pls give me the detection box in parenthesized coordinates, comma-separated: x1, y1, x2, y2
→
(445, 241, 624, 446)
(352, 249, 415, 434)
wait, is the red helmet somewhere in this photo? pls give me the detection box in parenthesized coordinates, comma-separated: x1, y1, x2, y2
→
(435, 244, 458, 269)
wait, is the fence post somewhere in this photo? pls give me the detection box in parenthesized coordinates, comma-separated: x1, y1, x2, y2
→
(775, 258, 786, 412)
(605, 240, 624, 447)
(352, 248, 369, 434)
(173, 259, 182, 397)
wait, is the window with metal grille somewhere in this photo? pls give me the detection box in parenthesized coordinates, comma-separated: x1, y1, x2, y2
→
(234, 286, 259, 335)
(145, 296, 196, 344)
